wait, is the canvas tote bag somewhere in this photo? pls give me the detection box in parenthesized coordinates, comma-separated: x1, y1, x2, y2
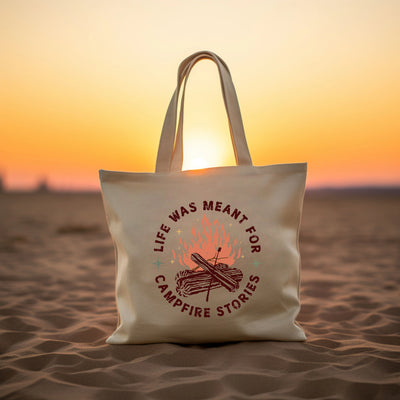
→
(100, 51, 307, 344)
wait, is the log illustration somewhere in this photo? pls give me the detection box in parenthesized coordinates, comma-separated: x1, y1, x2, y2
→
(174, 251, 243, 300)
(175, 263, 243, 297)
(190, 253, 240, 292)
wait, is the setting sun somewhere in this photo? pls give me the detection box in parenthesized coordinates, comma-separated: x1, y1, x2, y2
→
(181, 129, 234, 171)
(185, 157, 208, 171)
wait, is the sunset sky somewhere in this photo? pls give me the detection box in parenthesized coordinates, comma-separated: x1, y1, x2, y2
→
(1, 0, 399, 190)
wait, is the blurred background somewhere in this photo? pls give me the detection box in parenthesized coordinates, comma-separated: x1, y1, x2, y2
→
(1, 0, 399, 191)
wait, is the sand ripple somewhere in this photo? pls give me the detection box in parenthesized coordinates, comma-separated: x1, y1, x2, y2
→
(0, 192, 399, 399)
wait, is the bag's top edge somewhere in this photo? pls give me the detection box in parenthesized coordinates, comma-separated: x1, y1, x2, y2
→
(99, 163, 307, 182)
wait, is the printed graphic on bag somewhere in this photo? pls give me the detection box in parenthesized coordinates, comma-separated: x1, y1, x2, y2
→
(153, 200, 261, 318)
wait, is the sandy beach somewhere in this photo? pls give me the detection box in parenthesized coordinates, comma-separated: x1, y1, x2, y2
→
(0, 189, 399, 399)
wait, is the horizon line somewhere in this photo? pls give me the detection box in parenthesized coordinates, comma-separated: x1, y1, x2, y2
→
(2, 184, 400, 195)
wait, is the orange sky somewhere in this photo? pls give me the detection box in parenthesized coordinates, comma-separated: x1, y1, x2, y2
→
(1, 0, 399, 190)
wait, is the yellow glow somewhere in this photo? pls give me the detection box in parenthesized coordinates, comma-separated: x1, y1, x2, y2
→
(186, 157, 208, 171)
(181, 129, 232, 171)
(0, 1, 399, 189)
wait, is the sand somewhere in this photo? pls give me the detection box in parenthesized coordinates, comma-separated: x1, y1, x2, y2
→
(0, 190, 399, 399)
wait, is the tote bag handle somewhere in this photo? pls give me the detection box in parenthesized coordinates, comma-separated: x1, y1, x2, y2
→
(155, 51, 252, 172)
(171, 52, 252, 172)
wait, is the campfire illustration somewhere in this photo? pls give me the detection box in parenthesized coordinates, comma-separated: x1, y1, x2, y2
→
(175, 247, 243, 302)
(172, 215, 242, 269)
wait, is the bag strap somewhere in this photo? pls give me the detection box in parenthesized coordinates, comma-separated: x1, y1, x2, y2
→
(155, 51, 252, 172)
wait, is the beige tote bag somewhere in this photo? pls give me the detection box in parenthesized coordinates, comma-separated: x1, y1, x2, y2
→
(100, 51, 307, 344)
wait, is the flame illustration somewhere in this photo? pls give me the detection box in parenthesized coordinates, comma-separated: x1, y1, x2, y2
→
(173, 214, 242, 269)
